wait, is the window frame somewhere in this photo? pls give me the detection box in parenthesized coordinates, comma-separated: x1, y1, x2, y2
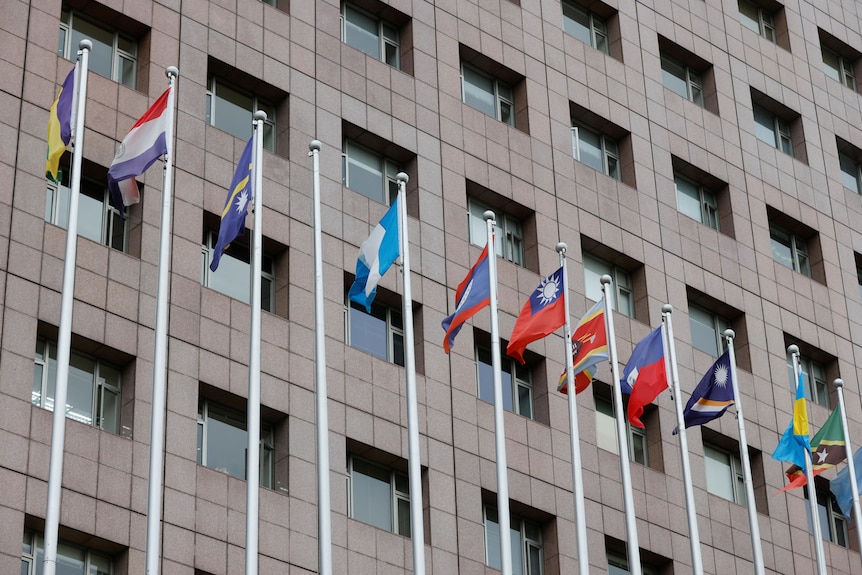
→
(582, 253, 633, 317)
(59, 8, 137, 89)
(594, 395, 648, 465)
(483, 504, 544, 575)
(607, 551, 659, 575)
(46, 171, 129, 252)
(196, 399, 275, 488)
(201, 229, 277, 312)
(460, 62, 515, 126)
(33, 338, 122, 433)
(660, 52, 704, 106)
(688, 303, 730, 357)
(345, 298, 405, 366)
(205, 76, 277, 152)
(571, 123, 620, 180)
(467, 198, 525, 267)
(839, 151, 862, 194)
(753, 104, 792, 154)
(561, 0, 608, 54)
(704, 443, 748, 506)
(347, 454, 411, 536)
(476, 342, 534, 419)
(822, 45, 857, 90)
(787, 354, 829, 408)
(22, 529, 112, 575)
(769, 222, 810, 276)
(805, 484, 849, 547)
(674, 173, 718, 229)
(738, 0, 776, 42)
(340, 2, 400, 68)
(342, 139, 401, 205)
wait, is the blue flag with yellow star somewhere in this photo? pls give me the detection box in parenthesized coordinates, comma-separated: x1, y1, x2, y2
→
(676, 350, 735, 432)
(211, 137, 254, 272)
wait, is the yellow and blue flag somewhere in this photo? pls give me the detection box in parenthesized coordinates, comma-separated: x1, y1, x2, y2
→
(772, 372, 811, 470)
(210, 137, 254, 272)
(46, 65, 76, 181)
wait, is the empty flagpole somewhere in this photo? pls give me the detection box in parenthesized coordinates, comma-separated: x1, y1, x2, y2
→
(833, 378, 862, 562)
(485, 210, 513, 575)
(144, 66, 179, 575)
(309, 140, 332, 575)
(788, 345, 827, 575)
(396, 173, 427, 575)
(661, 306, 703, 575)
(601, 275, 642, 575)
(557, 243, 589, 575)
(43, 39, 91, 575)
(724, 330, 765, 575)
(245, 110, 266, 575)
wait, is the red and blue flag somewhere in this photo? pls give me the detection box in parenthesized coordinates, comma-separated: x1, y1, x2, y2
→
(622, 326, 669, 428)
(442, 245, 491, 353)
(506, 267, 566, 364)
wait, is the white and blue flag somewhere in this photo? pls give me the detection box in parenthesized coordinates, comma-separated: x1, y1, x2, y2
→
(349, 197, 400, 312)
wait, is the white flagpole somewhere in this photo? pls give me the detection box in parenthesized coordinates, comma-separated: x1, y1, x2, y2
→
(833, 378, 862, 564)
(144, 65, 178, 575)
(724, 330, 765, 575)
(245, 110, 266, 575)
(601, 275, 642, 575)
(396, 173, 427, 574)
(661, 306, 703, 575)
(43, 39, 91, 575)
(308, 140, 332, 575)
(557, 243, 589, 575)
(484, 210, 513, 575)
(788, 344, 827, 575)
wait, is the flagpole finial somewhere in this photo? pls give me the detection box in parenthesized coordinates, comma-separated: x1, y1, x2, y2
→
(397, 172, 408, 184)
(723, 328, 735, 339)
(555, 242, 567, 254)
(483, 210, 495, 222)
(165, 66, 178, 79)
(309, 140, 321, 152)
(787, 344, 799, 355)
(78, 39, 92, 52)
(600, 274, 612, 286)
(834, 378, 844, 389)
(662, 304, 672, 314)
(253, 110, 268, 122)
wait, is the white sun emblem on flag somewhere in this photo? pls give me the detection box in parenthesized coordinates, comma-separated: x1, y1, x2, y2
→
(536, 275, 560, 305)
(713, 364, 729, 388)
(235, 189, 249, 214)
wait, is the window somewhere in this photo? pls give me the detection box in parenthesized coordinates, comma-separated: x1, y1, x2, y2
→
(59, 8, 138, 89)
(347, 299, 404, 366)
(22, 530, 112, 575)
(837, 137, 862, 194)
(561, 0, 608, 53)
(206, 77, 277, 152)
(201, 230, 276, 312)
(484, 505, 543, 575)
(661, 52, 703, 106)
(46, 168, 129, 251)
(594, 395, 648, 465)
(342, 139, 400, 205)
(688, 304, 729, 357)
(819, 29, 859, 91)
(583, 253, 633, 317)
(33, 338, 122, 433)
(477, 342, 533, 419)
(197, 399, 275, 488)
(856, 253, 862, 301)
(738, 0, 776, 42)
(704, 443, 747, 506)
(786, 353, 829, 408)
(468, 198, 525, 267)
(347, 454, 410, 536)
(753, 104, 791, 154)
(805, 482, 848, 547)
(607, 552, 660, 575)
(674, 174, 718, 229)
(341, 2, 400, 68)
(461, 63, 515, 126)
(572, 123, 619, 180)
(769, 222, 810, 276)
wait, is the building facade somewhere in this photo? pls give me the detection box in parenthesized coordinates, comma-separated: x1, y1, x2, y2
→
(4, 0, 862, 573)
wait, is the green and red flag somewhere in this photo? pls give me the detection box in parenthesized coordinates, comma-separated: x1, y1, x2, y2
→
(777, 406, 846, 493)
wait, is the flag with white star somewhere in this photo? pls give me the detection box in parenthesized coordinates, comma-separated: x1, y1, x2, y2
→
(677, 350, 735, 431)
(779, 406, 846, 493)
(210, 137, 254, 272)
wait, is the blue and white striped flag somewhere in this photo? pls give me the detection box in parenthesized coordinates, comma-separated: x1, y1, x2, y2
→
(349, 197, 400, 312)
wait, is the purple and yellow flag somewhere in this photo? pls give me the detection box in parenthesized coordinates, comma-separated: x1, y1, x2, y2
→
(46, 66, 76, 181)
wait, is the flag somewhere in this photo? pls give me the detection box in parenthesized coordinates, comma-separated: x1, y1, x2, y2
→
(349, 197, 400, 312)
(107, 87, 172, 216)
(506, 267, 566, 364)
(442, 245, 491, 353)
(771, 372, 812, 471)
(210, 137, 254, 272)
(46, 66, 76, 181)
(557, 299, 607, 395)
(831, 447, 862, 519)
(779, 407, 845, 492)
(623, 327, 668, 428)
(674, 351, 735, 433)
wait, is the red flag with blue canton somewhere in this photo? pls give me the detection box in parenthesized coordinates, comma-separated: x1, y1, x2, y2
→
(507, 267, 566, 364)
(442, 245, 491, 353)
(623, 326, 669, 428)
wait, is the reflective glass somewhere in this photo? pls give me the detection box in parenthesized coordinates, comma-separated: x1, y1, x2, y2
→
(661, 54, 689, 100)
(574, 125, 604, 173)
(351, 458, 392, 531)
(204, 407, 248, 479)
(349, 302, 389, 360)
(463, 66, 497, 118)
(345, 143, 385, 203)
(689, 305, 720, 356)
(214, 82, 254, 141)
(753, 106, 778, 148)
(704, 445, 735, 501)
(70, 17, 113, 80)
(839, 153, 861, 193)
(344, 5, 381, 60)
(675, 176, 703, 223)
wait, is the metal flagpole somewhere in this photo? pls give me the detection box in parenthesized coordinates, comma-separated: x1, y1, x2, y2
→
(601, 275, 642, 575)
(144, 65, 179, 575)
(308, 140, 332, 575)
(788, 344, 827, 575)
(661, 306, 703, 575)
(724, 330, 765, 575)
(485, 210, 513, 575)
(557, 243, 589, 575)
(833, 378, 862, 564)
(43, 39, 91, 575)
(396, 173, 427, 575)
(245, 110, 266, 575)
